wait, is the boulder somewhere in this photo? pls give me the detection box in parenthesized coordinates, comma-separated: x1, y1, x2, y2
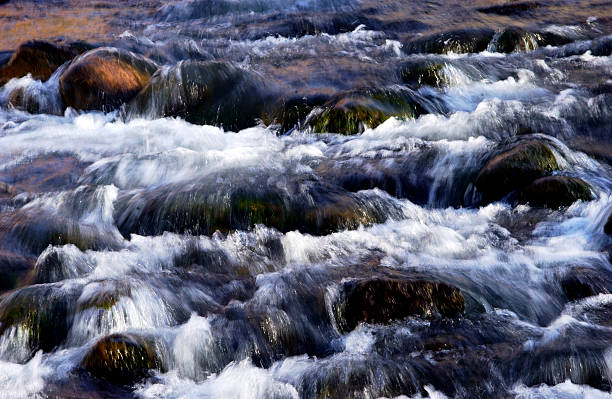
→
(128, 61, 270, 131)
(81, 333, 162, 384)
(404, 28, 495, 54)
(336, 278, 464, 332)
(474, 140, 559, 204)
(59, 47, 157, 111)
(560, 267, 612, 302)
(307, 88, 427, 135)
(0, 283, 80, 356)
(0, 40, 83, 86)
(516, 176, 593, 208)
(114, 174, 403, 237)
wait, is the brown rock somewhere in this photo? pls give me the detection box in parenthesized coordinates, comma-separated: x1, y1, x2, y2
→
(0, 40, 81, 85)
(516, 175, 593, 208)
(60, 47, 157, 111)
(474, 140, 559, 204)
(81, 333, 162, 384)
(337, 278, 464, 332)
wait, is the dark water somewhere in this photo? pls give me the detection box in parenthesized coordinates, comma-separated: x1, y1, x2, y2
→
(0, 0, 612, 398)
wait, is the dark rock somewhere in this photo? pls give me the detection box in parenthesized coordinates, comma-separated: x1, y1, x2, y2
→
(336, 278, 464, 332)
(0, 250, 34, 293)
(31, 245, 92, 284)
(560, 267, 612, 301)
(0, 283, 80, 356)
(404, 28, 495, 54)
(262, 94, 330, 132)
(60, 47, 157, 111)
(81, 333, 162, 384)
(128, 61, 271, 132)
(605, 213, 612, 235)
(307, 88, 427, 135)
(477, 1, 538, 15)
(115, 174, 402, 237)
(399, 60, 445, 87)
(0, 40, 81, 86)
(474, 140, 559, 204)
(516, 176, 593, 208)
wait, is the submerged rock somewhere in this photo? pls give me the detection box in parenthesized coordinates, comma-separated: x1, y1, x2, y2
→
(81, 333, 162, 384)
(128, 61, 271, 132)
(59, 47, 157, 111)
(474, 140, 559, 204)
(336, 278, 464, 332)
(399, 60, 445, 88)
(404, 28, 495, 54)
(307, 88, 427, 135)
(0, 40, 83, 86)
(516, 176, 593, 208)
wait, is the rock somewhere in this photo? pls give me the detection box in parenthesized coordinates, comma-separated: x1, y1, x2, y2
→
(59, 47, 157, 111)
(114, 174, 403, 237)
(336, 278, 464, 332)
(404, 28, 495, 54)
(0, 250, 34, 294)
(0, 40, 82, 86)
(516, 176, 593, 208)
(399, 60, 445, 87)
(262, 94, 330, 133)
(128, 61, 271, 131)
(474, 140, 559, 204)
(488, 28, 574, 53)
(560, 267, 612, 301)
(307, 88, 427, 135)
(476, 1, 538, 15)
(0, 283, 80, 357)
(81, 333, 162, 384)
(605, 214, 612, 235)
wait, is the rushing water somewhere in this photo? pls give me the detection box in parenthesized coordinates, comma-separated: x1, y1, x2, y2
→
(0, 0, 612, 398)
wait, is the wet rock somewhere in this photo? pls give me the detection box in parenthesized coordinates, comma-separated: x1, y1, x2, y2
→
(476, 1, 538, 15)
(474, 140, 559, 204)
(262, 94, 330, 132)
(336, 278, 464, 332)
(560, 267, 612, 301)
(6, 86, 41, 114)
(0, 250, 34, 293)
(0, 283, 80, 356)
(307, 88, 427, 135)
(128, 61, 271, 132)
(605, 213, 612, 235)
(81, 333, 162, 384)
(31, 245, 92, 284)
(516, 176, 593, 208)
(399, 60, 445, 88)
(59, 47, 157, 111)
(0, 40, 82, 86)
(115, 174, 402, 237)
(404, 28, 495, 54)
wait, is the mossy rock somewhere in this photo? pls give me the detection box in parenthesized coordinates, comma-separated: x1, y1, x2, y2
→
(115, 174, 401, 237)
(261, 94, 330, 133)
(399, 60, 445, 87)
(0, 40, 83, 85)
(59, 47, 157, 111)
(516, 176, 593, 208)
(336, 278, 465, 332)
(474, 140, 559, 204)
(488, 28, 573, 53)
(0, 283, 80, 354)
(128, 61, 271, 132)
(308, 89, 425, 135)
(81, 333, 162, 384)
(404, 28, 495, 54)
